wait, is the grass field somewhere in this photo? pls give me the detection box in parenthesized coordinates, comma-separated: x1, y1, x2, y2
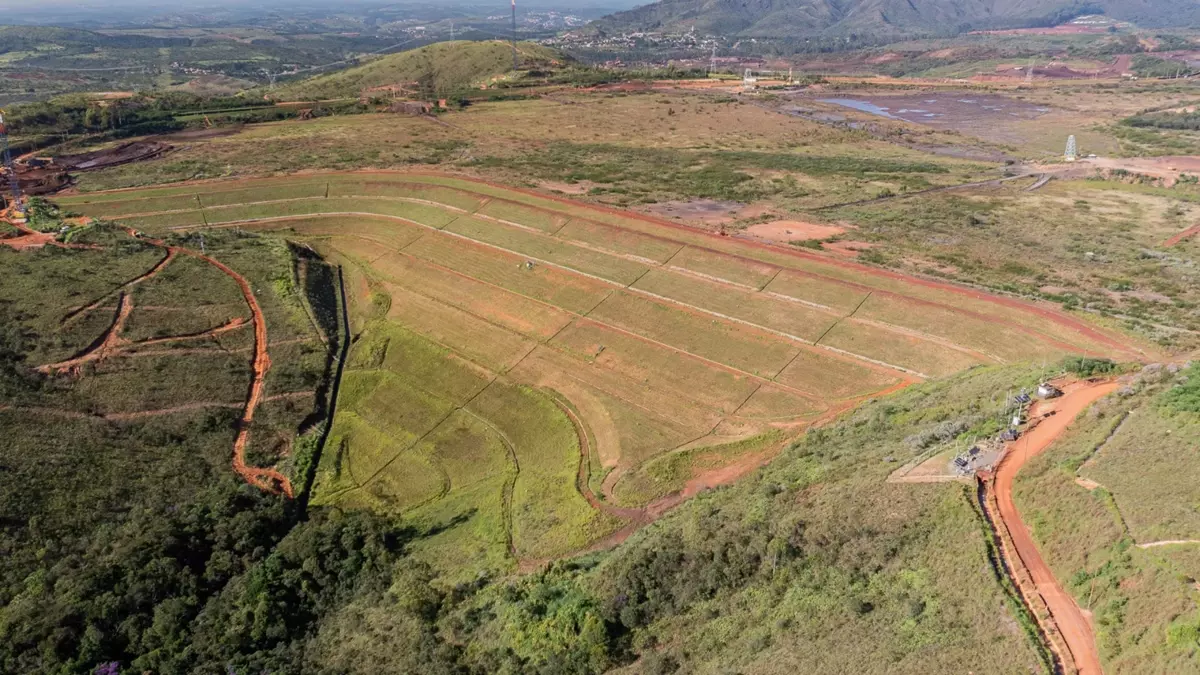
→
(54, 171, 1143, 572)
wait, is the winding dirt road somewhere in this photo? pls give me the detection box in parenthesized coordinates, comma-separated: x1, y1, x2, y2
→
(9, 215, 293, 497)
(994, 380, 1119, 675)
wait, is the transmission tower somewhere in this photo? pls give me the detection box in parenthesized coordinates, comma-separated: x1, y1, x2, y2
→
(0, 111, 22, 215)
(511, 0, 519, 71)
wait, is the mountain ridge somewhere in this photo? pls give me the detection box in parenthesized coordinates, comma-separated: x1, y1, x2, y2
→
(592, 0, 1200, 38)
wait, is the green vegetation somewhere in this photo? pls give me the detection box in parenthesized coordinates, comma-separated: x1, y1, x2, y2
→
(1014, 363, 1200, 672)
(1062, 357, 1120, 378)
(1131, 54, 1195, 79)
(307, 365, 1050, 673)
(6, 361, 1051, 672)
(268, 40, 567, 103)
(0, 24, 431, 107)
(1162, 361, 1200, 413)
(1124, 109, 1200, 131)
(0, 224, 356, 672)
(614, 431, 783, 505)
(473, 142, 951, 204)
(311, 289, 617, 573)
(826, 180, 1200, 350)
(7, 92, 367, 152)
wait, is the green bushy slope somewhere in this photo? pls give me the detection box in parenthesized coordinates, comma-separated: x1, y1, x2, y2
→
(269, 40, 567, 102)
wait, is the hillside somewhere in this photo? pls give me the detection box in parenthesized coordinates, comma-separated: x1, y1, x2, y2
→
(594, 0, 1200, 38)
(268, 40, 568, 102)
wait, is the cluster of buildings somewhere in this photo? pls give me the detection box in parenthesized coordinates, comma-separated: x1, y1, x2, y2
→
(484, 11, 587, 30)
(545, 28, 722, 54)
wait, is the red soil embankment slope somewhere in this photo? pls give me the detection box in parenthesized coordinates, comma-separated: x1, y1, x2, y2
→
(995, 380, 1119, 675)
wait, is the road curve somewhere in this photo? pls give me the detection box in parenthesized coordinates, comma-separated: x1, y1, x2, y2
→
(995, 380, 1119, 675)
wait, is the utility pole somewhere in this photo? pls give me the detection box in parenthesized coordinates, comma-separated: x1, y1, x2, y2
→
(0, 111, 23, 215)
(511, 0, 519, 71)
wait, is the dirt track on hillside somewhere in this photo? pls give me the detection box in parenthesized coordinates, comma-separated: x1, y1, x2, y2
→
(11, 215, 293, 497)
(132, 231, 292, 497)
(994, 380, 1118, 675)
(1163, 224, 1200, 247)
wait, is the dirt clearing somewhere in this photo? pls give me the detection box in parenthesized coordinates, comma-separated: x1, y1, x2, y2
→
(745, 219, 846, 243)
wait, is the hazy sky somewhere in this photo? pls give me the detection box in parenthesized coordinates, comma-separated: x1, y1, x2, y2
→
(0, 0, 644, 8)
(0, 0, 645, 24)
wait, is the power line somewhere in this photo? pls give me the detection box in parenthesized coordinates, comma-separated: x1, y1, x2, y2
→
(276, 35, 431, 78)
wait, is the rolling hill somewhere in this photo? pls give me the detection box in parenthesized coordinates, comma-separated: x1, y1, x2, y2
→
(268, 40, 568, 102)
(594, 0, 1200, 38)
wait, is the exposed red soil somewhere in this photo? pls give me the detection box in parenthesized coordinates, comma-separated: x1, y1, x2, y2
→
(38, 293, 135, 374)
(1163, 224, 1200, 247)
(821, 240, 875, 257)
(12, 141, 173, 197)
(1, 231, 59, 250)
(992, 379, 1118, 675)
(131, 317, 249, 347)
(2, 219, 100, 251)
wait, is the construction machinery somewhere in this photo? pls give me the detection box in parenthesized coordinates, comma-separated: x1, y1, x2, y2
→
(0, 110, 24, 215)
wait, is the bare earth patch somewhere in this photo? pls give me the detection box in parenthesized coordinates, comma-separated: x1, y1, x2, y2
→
(539, 180, 594, 195)
(640, 199, 745, 226)
(1, 231, 58, 250)
(822, 240, 875, 256)
(746, 219, 846, 243)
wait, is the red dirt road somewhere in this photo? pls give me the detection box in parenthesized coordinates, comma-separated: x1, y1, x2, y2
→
(1163, 224, 1200, 248)
(995, 380, 1119, 675)
(38, 293, 135, 374)
(132, 231, 291, 497)
(18, 218, 292, 497)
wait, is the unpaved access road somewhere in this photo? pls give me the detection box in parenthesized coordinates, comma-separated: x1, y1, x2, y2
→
(995, 380, 1119, 675)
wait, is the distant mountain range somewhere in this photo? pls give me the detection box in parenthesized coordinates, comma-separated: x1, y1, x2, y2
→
(592, 0, 1200, 38)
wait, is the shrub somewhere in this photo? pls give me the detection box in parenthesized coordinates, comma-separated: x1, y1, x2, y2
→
(1163, 363, 1200, 413)
(1061, 357, 1118, 378)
